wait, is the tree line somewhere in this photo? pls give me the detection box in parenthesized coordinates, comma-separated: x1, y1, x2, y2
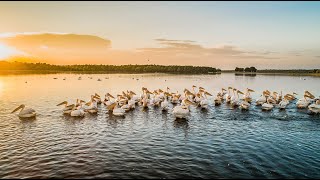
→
(0, 61, 221, 74)
(235, 67, 257, 72)
(234, 66, 320, 73)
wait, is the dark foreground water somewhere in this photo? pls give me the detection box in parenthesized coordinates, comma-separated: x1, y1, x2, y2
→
(0, 73, 319, 178)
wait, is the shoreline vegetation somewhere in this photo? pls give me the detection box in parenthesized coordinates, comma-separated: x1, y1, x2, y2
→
(0, 61, 221, 75)
(0, 61, 319, 76)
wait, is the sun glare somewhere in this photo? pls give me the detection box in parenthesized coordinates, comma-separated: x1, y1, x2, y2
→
(0, 43, 18, 60)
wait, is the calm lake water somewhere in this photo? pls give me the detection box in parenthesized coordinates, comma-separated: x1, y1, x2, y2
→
(0, 73, 320, 179)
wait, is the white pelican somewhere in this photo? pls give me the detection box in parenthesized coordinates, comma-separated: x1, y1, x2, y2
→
(127, 98, 136, 110)
(230, 89, 243, 107)
(194, 92, 203, 105)
(278, 95, 292, 109)
(225, 87, 233, 104)
(70, 105, 85, 117)
(109, 102, 126, 117)
(200, 90, 212, 109)
(243, 88, 255, 103)
(297, 94, 313, 109)
(128, 90, 139, 105)
(239, 97, 251, 110)
(173, 99, 196, 119)
(256, 90, 269, 106)
(308, 99, 320, 114)
(150, 90, 161, 107)
(266, 92, 278, 105)
(84, 95, 98, 113)
(171, 93, 180, 104)
(230, 88, 237, 105)
(296, 91, 315, 108)
(161, 92, 171, 111)
(11, 104, 36, 118)
(94, 93, 102, 104)
(57, 101, 75, 114)
(141, 90, 150, 108)
(261, 97, 274, 111)
(121, 103, 131, 112)
(116, 94, 127, 107)
(104, 93, 115, 106)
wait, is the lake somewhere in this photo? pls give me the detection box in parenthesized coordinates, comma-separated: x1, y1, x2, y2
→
(0, 73, 320, 178)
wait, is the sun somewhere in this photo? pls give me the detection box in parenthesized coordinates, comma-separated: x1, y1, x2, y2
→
(0, 43, 18, 60)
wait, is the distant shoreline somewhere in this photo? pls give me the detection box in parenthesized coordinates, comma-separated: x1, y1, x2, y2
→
(0, 70, 319, 77)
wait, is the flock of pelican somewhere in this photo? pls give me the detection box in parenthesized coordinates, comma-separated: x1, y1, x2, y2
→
(11, 86, 320, 119)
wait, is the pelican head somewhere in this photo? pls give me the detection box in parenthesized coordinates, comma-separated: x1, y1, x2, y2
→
(228, 87, 233, 90)
(85, 101, 92, 106)
(11, 104, 25, 113)
(95, 93, 100, 98)
(184, 88, 191, 93)
(184, 99, 196, 106)
(57, 101, 68, 106)
(192, 85, 197, 88)
(305, 91, 315, 99)
(293, 92, 298, 96)
(107, 102, 117, 111)
(199, 89, 205, 93)
(222, 88, 227, 92)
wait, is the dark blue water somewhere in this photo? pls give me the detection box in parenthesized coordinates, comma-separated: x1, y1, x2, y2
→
(0, 73, 319, 178)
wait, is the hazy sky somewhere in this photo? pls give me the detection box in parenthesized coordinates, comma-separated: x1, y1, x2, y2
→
(0, 1, 320, 69)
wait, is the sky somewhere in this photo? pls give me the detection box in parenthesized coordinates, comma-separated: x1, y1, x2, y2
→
(0, 1, 320, 69)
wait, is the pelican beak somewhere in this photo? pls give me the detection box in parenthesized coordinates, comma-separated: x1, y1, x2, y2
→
(107, 93, 115, 99)
(11, 105, 23, 113)
(205, 92, 213, 96)
(57, 101, 67, 106)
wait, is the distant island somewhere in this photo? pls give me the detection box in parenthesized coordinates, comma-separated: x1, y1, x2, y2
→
(0, 61, 221, 74)
(226, 66, 320, 77)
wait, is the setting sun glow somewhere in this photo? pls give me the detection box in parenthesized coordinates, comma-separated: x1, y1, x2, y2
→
(0, 43, 17, 60)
